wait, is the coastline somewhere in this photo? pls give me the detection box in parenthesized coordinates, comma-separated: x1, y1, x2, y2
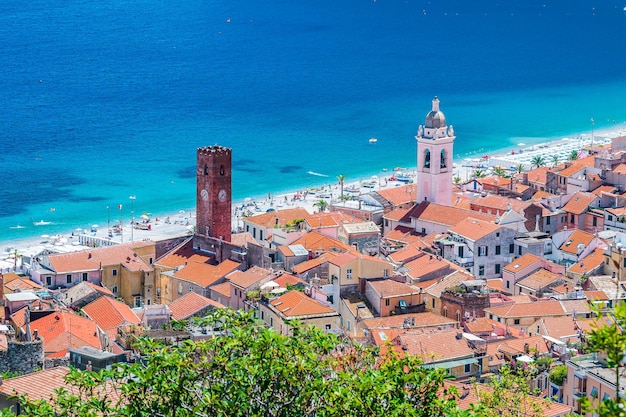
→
(2, 123, 626, 272)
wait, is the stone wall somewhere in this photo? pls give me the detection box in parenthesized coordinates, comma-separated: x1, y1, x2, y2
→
(0, 338, 44, 375)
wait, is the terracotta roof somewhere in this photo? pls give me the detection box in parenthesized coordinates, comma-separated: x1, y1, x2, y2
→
(464, 317, 494, 334)
(503, 253, 542, 273)
(613, 163, 626, 175)
(156, 238, 211, 269)
(448, 217, 501, 241)
(168, 291, 224, 320)
(397, 329, 474, 363)
(360, 312, 457, 330)
(367, 279, 421, 298)
(375, 184, 416, 205)
(4, 277, 43, 294)
(559, 229, 595, 255)
(477, 176, 513, 188)
(526, 167, 550, 184)
(273, 273, 307, 288)
(496, 335, 549, 356)
(0, 367, 72, 402)
(559, 299, 591, 315)
(535, 316, 579, 340)
(561, 192, 598, 215)
(82, 296, 140, 331)
(383, 207, 410, 222)
(227, 266, 271, 290)
(279, 231, 353, 256)
(47, 242, 153, 273)
(291, 252, 338, 274)
(401, 201, 495, 227)
(451, 194, 474, 210)
(388, 245, 424, 264)
(245, 207, 311, 228)
(209, 281, 231, 298)
(558, 163, 587, 178)
(173, 259, 240, 288)
(591, 184, 616, 196)
(327, 251, 360, 267)
(568, 248, 605, 275)
(404, 254, 462, 281)
(269, 290, 336, 318)
(532, 190, 557, 200)
(230, 231, 258, 247)
(485, 301, 566, 318)
(584, 290, 609, 301)
(425, 270, 474, 298)
(304, 211, 360, 229)
(516, 268, 564, 291)
(486, 279, 503, 292)
(30, 311, 101, 354)
(470, 194, 531, 213)
(383, 227, 418, 243)
(1, 272, 22, 284)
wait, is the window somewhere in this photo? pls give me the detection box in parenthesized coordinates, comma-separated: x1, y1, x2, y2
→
(46, 276, 52, 286)
(440, 149, 446, 168)
(456, 311, 461, 322)
(509, 243, 515, 254)
(593, 217, 597, 227)
(464, 363, 471, 373)
(385, 299, 390, 306)
(424, 149, 431, 168)
(346, 269, 353, 280)
(478, 246, 488, 256)
(178, 283, 183, 294)
(458, 246, 464, 257)
(514, 319, 520, 325)
(479, 265, 485, 276)
(495, 245, 501, 255)
(518, 246, 522, 255)
(570, 214, 575, 223)
(495, 264, 501, 274)
(443, 307, 448, 317)
(506, 280, 510, 288)
(608, 215, 614, 221)
(325, 324, 332, 330)
(383, 269, 389, 278)
(385, 219, 389, 227)
(246, 225, 250, 232)
(189, 285, 193, 293)
(347, 321, 351, 331)
(82, 272, 88, 281)
(156, 288, 161, 297)
(421, 228, 426, 234)
(432, 298, 435, 308)
(149, 257, 153, 264)
(590, 387, 598, 398)
(261, 311, 264, 319)
(546, 216, 551, 225)
(260, 230, 264, 241)
(253, 228, 256, 239)
(112, 285, 118, 295)
(112, 269, 117, 276)
(496, 232, 500, 238)
(66, 274, 72, 284)
(270, 317, 273, 326)
(146, 299, 151, 306)
(134, 296, 141, 308)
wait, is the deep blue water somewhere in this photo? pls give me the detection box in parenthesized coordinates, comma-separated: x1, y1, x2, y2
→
(1, 0, 626, 242)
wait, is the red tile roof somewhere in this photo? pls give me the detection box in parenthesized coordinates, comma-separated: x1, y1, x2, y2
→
(82, 297, 140, 331)
(228, 266, 271, 290)
(448, 217, 501, 241)
(156, 238, 211, 269)
(503, 253, 542, 273)
(47, 242, 153, 273)
(568, 248, 605, 275)
(561, 192, 598, 215)
(367, 279, 421, 298)
(168, 291, 224, 320)
(30, 311, 101, 355)
(0, 367, 72, 402)
(209, 281, 231, 298)
(269, 290, 336, 318)
(245, 207, 311, 228)
(397, 329, 474, 363)
(559, 229, 595, 255)
(304, 211, 360, 229)
(173, 259, 240, 288)
(375, 184, 417, 205)
(485, 301, 565, 318)
(402, 201, 495, 226)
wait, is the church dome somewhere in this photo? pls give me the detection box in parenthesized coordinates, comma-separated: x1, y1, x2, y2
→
(424, 96, 446, 129)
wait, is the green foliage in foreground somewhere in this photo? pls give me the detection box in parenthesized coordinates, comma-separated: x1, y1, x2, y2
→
(1, 310, 469, 417)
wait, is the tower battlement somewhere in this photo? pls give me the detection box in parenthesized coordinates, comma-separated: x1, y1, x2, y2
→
(197, 145, 232, 156)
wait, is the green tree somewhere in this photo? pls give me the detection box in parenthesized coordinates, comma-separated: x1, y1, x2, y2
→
(514, 163, 525, 174)
(549, 364, 567, 386)
(337, 174, 346, 199)
(491, 166, 509, 178)
(3, 310, 466, 417)
(530, 155, 546, 169)
(551, 154, 560, 167)
(471, 169, 487, 179)
(568, 149, 579, 161)
(314, 199, 329, 213)
(580, 302, 626, 417)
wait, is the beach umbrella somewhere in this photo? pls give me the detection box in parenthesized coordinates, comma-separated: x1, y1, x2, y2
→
(41, 234, 49, 238)
(517, 142, 526, 147)
(140, 214, 150, 220)
(75, 227, 82, 232)
(92, 224, 99, 228)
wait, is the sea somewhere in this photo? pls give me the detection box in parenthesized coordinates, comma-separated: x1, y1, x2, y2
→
(1, 0, 626, 243)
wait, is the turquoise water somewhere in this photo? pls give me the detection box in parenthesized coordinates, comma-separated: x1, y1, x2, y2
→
(1, 0, 626, 242)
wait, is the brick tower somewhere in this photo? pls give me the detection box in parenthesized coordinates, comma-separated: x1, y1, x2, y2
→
(196, 145, 232, 242)
(415, 97, 455, 206)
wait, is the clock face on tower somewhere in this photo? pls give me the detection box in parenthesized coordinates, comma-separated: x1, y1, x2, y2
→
(201, 189, 209, 201)
(218, 189, 227, 202)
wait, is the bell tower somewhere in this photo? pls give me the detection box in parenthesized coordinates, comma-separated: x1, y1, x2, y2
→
(196, 145, 232, 242)
(415, 97, 454, 206)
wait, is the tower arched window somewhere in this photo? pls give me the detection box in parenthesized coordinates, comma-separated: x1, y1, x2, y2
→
(440, 149, 447, 168)
(424, 149, 431, 168)
(204, 164, 209, 175)
(220, 164, 225, 176)
(443, 306, 448, 318)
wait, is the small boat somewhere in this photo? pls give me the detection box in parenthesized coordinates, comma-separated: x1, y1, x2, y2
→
(9, 225, 25, 229)
(33, 220, 51, 226)
(369, 137, 378, 144)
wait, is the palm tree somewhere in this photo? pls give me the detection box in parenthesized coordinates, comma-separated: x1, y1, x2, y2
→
(530, 155, 546, 169)
(471, 169, 487, 179)
(337, 174, 346, 199)
(515, 163, 525, 174)
(492, 166, 509, 178)
(313, 199, 328, 213)
(551, 154, 560, 167)
(568, 150, 579, 161)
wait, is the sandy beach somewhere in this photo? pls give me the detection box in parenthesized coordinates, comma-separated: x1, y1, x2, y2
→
(2, 123, 626, 274)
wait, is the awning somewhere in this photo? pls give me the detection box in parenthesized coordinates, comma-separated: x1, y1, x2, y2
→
(422, 357, 477, 369)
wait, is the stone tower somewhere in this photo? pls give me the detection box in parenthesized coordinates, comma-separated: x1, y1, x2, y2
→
(196, 145, 232, 242)
(415, 97, 455, 206)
